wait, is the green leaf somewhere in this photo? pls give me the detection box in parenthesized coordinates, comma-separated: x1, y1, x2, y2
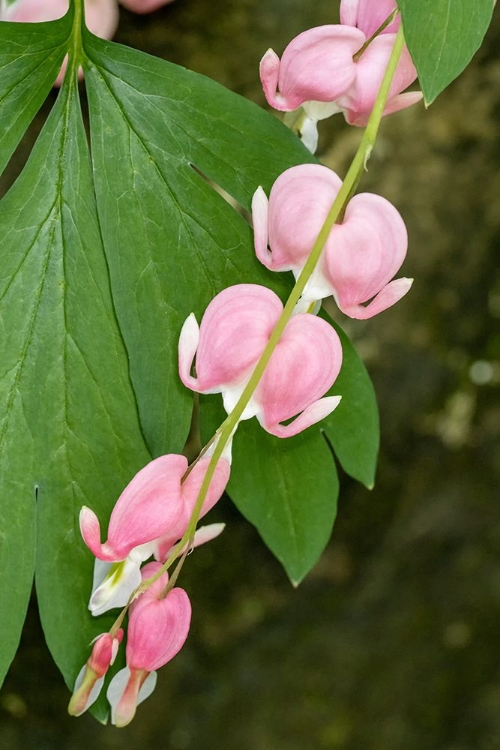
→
(321, 312, 379, 489)
(398, 0, 495, 104)
(82, 32, 315, 457)
(0, 14, 71, 173)
(200, 398, 339, 586)
(0, 74, 151, 711)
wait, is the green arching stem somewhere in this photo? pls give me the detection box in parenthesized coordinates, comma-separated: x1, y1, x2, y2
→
(134, 26, 407, 598)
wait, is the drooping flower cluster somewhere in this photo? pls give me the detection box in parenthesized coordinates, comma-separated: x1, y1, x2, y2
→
(260, 0, 422, 151)
(0, 0, 176, 86)
(70, 2, 415, 727)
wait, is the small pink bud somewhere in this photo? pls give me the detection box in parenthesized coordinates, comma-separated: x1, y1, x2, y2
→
(340, 0, 400, 37)
(68, 630, 124, 716)
(107, 563, 191, 727)
(179, 284, 343, 436)
(259, 25, 364, 112)
(253, 164, 412, 318)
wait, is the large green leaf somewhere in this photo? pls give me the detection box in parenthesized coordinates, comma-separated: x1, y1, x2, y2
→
(82, 31, 315, 457)
(0, 73, 151, 713)
(0, 14, 71, 173)
(398, 0, 495, 104)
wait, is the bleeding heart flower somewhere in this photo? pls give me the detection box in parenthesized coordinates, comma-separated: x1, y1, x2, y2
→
(259, 24, 421, 151)
(80, 454, 229, 615)
(107, 562, 191, 728)
(178, 284, 343, 437)
(252, 164, 413, 319)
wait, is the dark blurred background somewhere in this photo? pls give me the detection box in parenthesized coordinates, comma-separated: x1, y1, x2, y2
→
(1, 1, 499, 748)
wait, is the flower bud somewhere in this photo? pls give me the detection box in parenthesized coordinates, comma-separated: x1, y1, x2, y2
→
(68, 630, 123, 716)
(107, 563, 191, 727)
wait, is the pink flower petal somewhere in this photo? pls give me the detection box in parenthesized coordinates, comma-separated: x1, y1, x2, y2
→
(264, 396, 342, 438)
(80, 455, 188, 561)
(179, 285, 283, 394)
(255, 314, 343, 433)
(126, 562, 191, 672)
(260, 25, 364, 111)
(339, 277, 413, 319)
(262, 164, 343, 273)
(324, 192, 408, 312)
(181, 456, 230, 518)
(338, 34, 418, 125)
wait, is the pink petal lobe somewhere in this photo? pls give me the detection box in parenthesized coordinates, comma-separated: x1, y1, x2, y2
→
(266, 164, 343, 273)
(339, 35, 417, 125)
(256, 314, 343, 435)
(324, 192, 408, 311)
(339, 0, 360, 27)
(127, 563, 192, 672)
(339, 277, 413, 319)
(83, 455, 189, 562)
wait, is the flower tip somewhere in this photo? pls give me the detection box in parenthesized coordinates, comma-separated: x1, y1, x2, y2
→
(79, 506, 103, 557)
(178, 313, 201, 390)
(259, 48, 283, 110)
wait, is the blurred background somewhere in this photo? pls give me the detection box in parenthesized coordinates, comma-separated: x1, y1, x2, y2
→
(1, 1, 499, 748)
